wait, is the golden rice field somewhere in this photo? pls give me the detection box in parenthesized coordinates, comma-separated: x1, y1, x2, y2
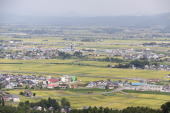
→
(0, 59, 169, 82)
(6, 89, 170, 109)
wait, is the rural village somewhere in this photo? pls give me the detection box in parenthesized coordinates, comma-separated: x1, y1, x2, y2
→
(1, 0, 170, 112)
(1, 39, 170, 71)
(1, 22, 170, 112)
(0, 72, 170, 103)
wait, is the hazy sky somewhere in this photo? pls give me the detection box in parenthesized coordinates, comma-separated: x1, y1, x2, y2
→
(0, 0, 170, 17)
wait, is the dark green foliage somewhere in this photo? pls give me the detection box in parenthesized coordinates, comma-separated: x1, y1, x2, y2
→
(33, 93, 36, 96)
(0, 98, 169, 113)
(114, 63, 130, 68)
(123, 90, 170, 96)
(129, 60, 149, 68)
(161, 102, 170, 113)
(19, 91, 24, 95)
(58, 51, 71, 59)
(122, 107, 161, 113)
(0, 96, 5, 106)
(73, 51, 83, 58)
(30, 97, 60, 112)
(0, 106, 18, 113)
(61, 98, 70, 108)
(70, 106, 161, 113)
(114, 60, 149, 69)
(99, 57, 124, 63)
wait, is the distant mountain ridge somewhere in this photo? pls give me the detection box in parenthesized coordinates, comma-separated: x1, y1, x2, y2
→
(0, 13, 170, 27)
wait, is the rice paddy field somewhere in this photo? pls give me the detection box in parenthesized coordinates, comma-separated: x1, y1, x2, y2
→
(6, 89, 170, 109)
(0, 59, 170, 82)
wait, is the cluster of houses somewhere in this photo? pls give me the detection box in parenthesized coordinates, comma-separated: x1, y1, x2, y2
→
(0, 39, 166, 61)
(0, 73, 78, 89)
(104, 48, 170, 70)
(0, 90, 37, 103)
(0, 39, 79, 59)
(32, 105, 71, 113)
(46, 75, 78, 89)
(1, 39, 170, 71)
(86, 80, 120, 89)
(0, 91, 20, 102)
(143, 64, 170, 71)
(86, 79, 170, 92)
(105, 48, 165, 61)
(0, 40, 24, 50)
(143, 42, 170, 47)
(0, 48, 60, 59)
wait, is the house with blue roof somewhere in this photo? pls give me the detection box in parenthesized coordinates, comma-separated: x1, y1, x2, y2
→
(131, 82, 145, 86)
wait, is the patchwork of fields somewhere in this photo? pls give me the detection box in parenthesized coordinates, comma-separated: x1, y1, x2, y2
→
(0, 59, 169, 82)
(6, 89, 170, 109)
(1, 37, 170, 109)
(1, 58, 170, 109)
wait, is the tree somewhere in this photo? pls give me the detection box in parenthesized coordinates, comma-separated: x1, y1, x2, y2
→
(25, 85, 29, 89)
(130, 60, 149, 69)
(33, 93, 36, 96)
(18, 101, 30, 113)
(61, 98, 70, 108)
(0, 84, 2, 89)
(58, 51, 71, 59)
(161, 102, 170, 113)
(73, 51, 83, 58)
(19, 92, 24, 95)
(0, 95, 5, 106)
(107, 64, 111, 68)
(47, 97, 60, 111)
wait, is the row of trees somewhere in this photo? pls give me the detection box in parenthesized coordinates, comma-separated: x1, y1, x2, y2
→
(58, 51, 83, 59)
(71, 106, 161, 113)
(19, 97, 70, 112)
(98, 57, 124, 63)
(114, 59, 159, 69)
(71, 102, 170, 113)
(0, 97, 70, 113)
